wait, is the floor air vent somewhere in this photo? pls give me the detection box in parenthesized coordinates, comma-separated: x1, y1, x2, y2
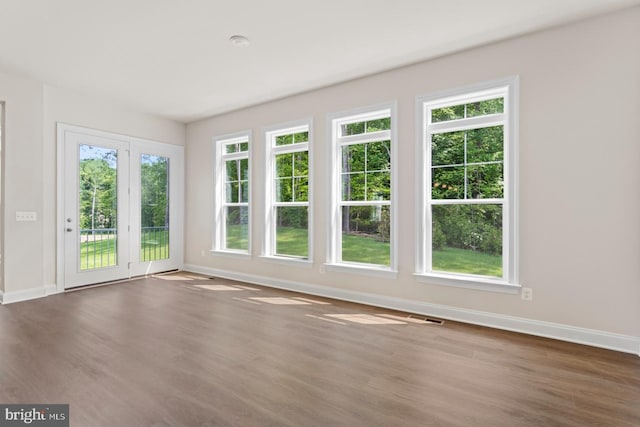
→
(409, 315, 444, 325)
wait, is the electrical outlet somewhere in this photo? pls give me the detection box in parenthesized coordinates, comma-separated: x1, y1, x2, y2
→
(521, 287, 533, 301)
(201, 250, 205, 257)
(16, 211, 37, 222)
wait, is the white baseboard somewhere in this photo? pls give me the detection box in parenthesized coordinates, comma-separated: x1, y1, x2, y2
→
(184, 264, 640, 356)
(46, 284, 61, 296)
(1, 284, 59, 304)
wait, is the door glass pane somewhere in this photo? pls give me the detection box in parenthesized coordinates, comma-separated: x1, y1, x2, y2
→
(79, 144, 118, 270)
(140, 154, 170, 262)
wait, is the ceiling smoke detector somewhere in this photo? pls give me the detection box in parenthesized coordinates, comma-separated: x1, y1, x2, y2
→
(229, 35, 250, 48)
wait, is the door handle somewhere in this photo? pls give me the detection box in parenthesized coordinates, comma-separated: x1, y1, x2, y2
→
(66, 228, 73, 232)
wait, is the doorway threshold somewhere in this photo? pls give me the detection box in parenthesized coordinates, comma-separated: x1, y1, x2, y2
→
(65, 269, 180, 292)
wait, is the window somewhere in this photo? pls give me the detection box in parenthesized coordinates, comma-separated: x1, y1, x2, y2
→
(417, 77, 519, 291)
(327, 104, 397, 274)
(213, 132, 251, 254)
(264, 121, 312, 262)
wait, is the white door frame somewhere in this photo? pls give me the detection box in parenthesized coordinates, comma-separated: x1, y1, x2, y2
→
(56, 123, 184, 292)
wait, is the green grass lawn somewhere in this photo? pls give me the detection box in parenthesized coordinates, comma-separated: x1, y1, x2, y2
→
(80, 237, 118, 270)
(272, 227, 501, 276)
(432, 246, 502, 277)
(81, 226, 501, 277)
(140, 230, 169, 262)
(276, 226, 308, 257)
(225, 224, 249, 250)
(342, 233, 390, 265)
(80, 230, 169, 270)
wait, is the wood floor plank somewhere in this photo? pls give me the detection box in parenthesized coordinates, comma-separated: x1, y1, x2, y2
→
(0, 274, 638, 426)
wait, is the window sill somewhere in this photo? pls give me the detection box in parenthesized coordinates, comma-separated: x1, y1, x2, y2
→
(209, 249, 251, 259)
(259, 256, 313, 268)
(414, 272, 521, 294)
(324, 263, 398, 279)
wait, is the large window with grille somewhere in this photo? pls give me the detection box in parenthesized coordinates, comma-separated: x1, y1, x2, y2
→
(264, 121, 311, 261)
(327, 104, 396, 274)
(417, 78, 519, 290)
(213, 132, 250, 254)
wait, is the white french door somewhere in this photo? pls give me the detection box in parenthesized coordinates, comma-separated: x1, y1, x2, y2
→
(58, 124, 183, 289)
(129, 140, 184, 277)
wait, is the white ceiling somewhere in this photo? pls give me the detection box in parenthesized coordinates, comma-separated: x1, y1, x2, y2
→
(0, 0, 638, 123)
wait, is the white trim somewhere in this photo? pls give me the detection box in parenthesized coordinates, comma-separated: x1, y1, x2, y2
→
(323, 263, 398, 279)
(337, 108, 391, 125)
(1, 285, 58, 305)
(414, 273, 520, 294)
(428, 114, 504, 134)
(208, 249, 252, 259)
(339, 200, 391, 207)
(339, 130, 391, 145)
(414, 94, 427, 275)
(183, 264, 640, 356)
(417, 79, 513, 106)
(430, 198, 503, 205)
(0, 102, 4, 301)
(56, 124, 66, 293)
(46, 284, 62, 296)
(259, 256, 313, 268)
(508, 77, 520, 284)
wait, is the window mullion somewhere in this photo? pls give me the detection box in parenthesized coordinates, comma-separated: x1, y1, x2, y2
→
(364, 142, 368, 201)
(291, 152, 295, 202)
(428, 114, 504, 134)
(431, 198, 503, 205)
(222, 152, 248, 161)
(338, 130, 391, 145)
(274, 201, 308, 207)
(340, 200, 391, 207)
(273, 142, 308, 154)
(463, 131, 468, 200)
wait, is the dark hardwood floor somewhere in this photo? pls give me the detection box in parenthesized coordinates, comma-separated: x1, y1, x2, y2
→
(1, 273, 638, 426)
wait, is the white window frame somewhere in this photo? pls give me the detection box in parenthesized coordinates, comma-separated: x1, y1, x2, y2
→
(326, 102, 398, 277)
(212, 131, 251, 257)
(262, 119, 313, 267)
(415, 77, 520, 293)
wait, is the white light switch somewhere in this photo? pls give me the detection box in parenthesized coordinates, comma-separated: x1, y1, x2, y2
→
(16, 211, 37, 222)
